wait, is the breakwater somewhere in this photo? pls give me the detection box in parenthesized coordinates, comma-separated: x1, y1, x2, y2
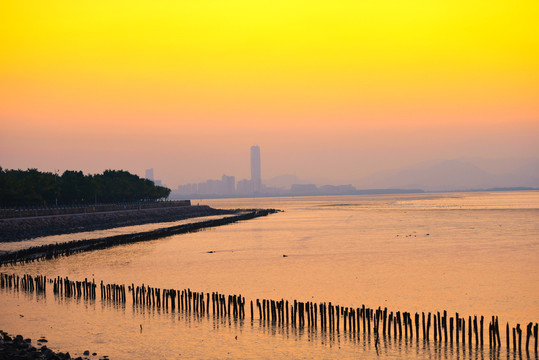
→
(0, 209, 278, 265)
(1, 272, 537, 357)
(0, 204, 234, 242)
(0, 200, 191, 219)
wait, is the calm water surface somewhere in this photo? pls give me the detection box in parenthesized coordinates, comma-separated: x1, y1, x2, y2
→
(1, 191, 538, 359)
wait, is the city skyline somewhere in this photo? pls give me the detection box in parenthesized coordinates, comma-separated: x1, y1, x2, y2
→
(173, 148, 539, 195)
(176, 146, 263, 196)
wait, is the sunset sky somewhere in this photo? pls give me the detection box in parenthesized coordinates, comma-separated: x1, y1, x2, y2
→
(1, 1, 538, 186)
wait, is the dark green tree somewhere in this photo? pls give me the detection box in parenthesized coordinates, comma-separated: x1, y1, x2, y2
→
(0, 168, 170, 206)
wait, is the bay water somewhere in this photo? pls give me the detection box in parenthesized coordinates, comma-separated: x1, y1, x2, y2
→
(1, 191, 537, 359)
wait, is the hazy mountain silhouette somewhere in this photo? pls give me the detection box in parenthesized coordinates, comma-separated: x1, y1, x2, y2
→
(353, 158, 539, 191)
(263, 174, 300, 189)
(264, 174, 333, 189)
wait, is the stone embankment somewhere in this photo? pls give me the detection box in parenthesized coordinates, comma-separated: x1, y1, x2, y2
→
(0, 200, 191, 220)
(0, 205, 234, 242)
(0, 209, 278, 266)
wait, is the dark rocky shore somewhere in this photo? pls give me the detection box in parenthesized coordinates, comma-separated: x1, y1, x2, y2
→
(0, 330, 105, 360)
(0, 205, 234, 242)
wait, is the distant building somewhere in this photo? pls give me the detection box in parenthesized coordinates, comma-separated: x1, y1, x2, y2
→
(250, 145, 261, 193)
(177, 183, 197, 195)
(237, 179, 252, 194)
(154, 179, 162, 186)
(221, 174, 235, 194)
(145, 168, 154, 181)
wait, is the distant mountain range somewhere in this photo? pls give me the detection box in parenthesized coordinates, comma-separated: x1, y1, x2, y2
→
(264, 158, 539, 192)
(352, 158, 539, 191)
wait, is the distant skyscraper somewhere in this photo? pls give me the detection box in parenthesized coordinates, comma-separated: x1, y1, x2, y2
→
(145, 168, 154, 181)
(250, 145, 261, 192)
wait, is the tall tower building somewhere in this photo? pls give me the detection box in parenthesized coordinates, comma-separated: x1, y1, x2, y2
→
(250, 145, 261, 193)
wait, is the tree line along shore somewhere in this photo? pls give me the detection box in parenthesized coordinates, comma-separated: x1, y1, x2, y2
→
(0, 168, 170, 207)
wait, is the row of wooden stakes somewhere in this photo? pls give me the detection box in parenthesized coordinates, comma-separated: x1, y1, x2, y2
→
(2, 272, 537, 354)
(130, 283, 246, 318)
(52, 276, 97, 299)
(1, 273, 46, 294)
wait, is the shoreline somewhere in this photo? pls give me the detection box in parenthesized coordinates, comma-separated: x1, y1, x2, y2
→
(0, 209, 279, 266)
(0, 330, 96, 360)
(0, 205, 235, 242)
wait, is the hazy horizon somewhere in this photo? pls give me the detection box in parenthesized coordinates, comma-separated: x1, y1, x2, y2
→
(1, 1, 538, 190)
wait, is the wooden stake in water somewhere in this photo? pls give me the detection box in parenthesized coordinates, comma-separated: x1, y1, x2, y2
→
(534, 323, 538, 353)
(526, 322, 532, 353)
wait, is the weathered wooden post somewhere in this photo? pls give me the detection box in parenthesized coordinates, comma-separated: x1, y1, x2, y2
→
(404, 312, 408, 338)
(450, 317, 454, 343)
(415, 313, 419, 339)
(462, 317, 466, 345)
(441, 311, 447, 342)
(313, 303, 317, 329)
(534, 323, 538, 353)
(370, 308, 371, 334)
(398, 311, 403, 338)
(305, 301, 311, 327)
(489, 322, 493, 348)
(517, 324, 522, 352)
(506, 322, 510, 350)
(469, 316, 473, 345)
(330, 304, 334, 332)
(433, 314, 438, 342)
(390, 311, 393, 337)
(330, 303, 334, 331)
(298, 302, 303, 327)
(437, 312, 442, 341)
(293, 301, 298, 326)
(495, 317, 501, 347)
(526, 322, 532, 353)
(513, 326, 517, 351)
(383, 308, 387, 335)
(394, 312, 398, 338)
(422, 312, 427, 340)
(480, 316, 484, 346)
(336, 305, 340, 332)
(266, 299, 271, 321)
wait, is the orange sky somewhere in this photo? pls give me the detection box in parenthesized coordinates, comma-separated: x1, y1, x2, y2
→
(1, 1, 538, 186)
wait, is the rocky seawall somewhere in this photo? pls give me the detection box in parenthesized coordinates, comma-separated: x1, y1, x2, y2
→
(0, 209, 278, 266)
(0, 205, 235, 242)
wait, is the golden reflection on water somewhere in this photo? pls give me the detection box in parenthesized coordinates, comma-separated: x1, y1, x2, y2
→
(1, 284, 537, 360)
(0, 191, 538, 359)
